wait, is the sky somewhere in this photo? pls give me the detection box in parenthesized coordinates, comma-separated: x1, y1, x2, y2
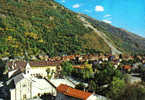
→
(55, 0, 145, 37)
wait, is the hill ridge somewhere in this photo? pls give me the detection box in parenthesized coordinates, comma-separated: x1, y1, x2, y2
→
(0, 0, 144, 59)
(78, 15, 122, 55)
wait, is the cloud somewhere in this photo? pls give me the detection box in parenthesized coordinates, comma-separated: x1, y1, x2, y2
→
(72, 4, 80, 8)
(103, 14, 112, 23)
(95, 5, 104, 12)
(104, 14, 111, 18)
(62, 0, 65, 3)
(103, 19, 112, 24)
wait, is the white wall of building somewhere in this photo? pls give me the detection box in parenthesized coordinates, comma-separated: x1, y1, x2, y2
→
(30, 67, 56, 78)
(31, 78, 56, 97)
(10, 78, 32, 100)
(10, 89, 15, 100)
(87, 94, 108, 100)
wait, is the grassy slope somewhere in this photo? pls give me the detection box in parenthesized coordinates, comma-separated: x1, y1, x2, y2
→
(82, 15, 145, 54)
(0, 0, 110, 58)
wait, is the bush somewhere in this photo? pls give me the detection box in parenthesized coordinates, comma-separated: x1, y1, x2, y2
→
(114, 84, 145, 100)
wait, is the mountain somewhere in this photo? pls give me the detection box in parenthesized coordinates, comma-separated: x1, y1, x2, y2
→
(0, 0, 144, 59)
(80, 14, 145, 54)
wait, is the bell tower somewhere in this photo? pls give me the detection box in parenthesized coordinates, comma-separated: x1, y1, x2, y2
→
(25, 63, 31, 75)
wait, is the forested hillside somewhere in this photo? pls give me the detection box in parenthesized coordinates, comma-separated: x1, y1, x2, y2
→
(0, 0, 144, 59)
(0, 0, 110, 59)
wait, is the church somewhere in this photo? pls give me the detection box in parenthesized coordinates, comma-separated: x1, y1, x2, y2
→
(6, 61, 59, 100)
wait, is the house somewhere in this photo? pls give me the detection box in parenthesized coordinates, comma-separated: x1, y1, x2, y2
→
(56, 84, 91, 100)
(126, 75, 142, 84)
(72, 64, 92, 69)
(87, 55, 99, 61)
(29, 61, 60, 78)
(72, 65, 85, 69)
(112, 59, 121, 69)
(108, 55, 115, 61)
(7, 61, 26, 78)
(55, 84, 108, 100)
(123, 65, 132, 72)
(7, 60, 62, 78)
(132, 63, 142, 70)
(61, 55, 76, 61)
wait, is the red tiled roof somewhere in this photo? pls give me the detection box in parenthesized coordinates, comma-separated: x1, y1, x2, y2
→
(123, 65, 132, 70)
(72, 65, 84, 69)
(56, 84, 92, 100)
(61, 55, 76, 61)
(30, 60, 62, 67)
(7, 61, 26, 71)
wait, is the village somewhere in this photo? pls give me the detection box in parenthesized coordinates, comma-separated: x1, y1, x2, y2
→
(0, 53, 145, 100)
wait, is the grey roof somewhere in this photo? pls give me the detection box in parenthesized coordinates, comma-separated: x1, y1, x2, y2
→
(7, 73, 24, 86)
(13, 73, 24, 85)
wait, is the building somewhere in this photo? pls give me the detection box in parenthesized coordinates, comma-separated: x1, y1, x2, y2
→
(72, 64, 92, 69)
(56, 84, 108, 100)
(29, 61, 59, 78)
(6, 61, 60, 100)
(7, 60, 62, 78)
(126, 75, 142, 84)
(56, 84, 91, 100)
(123, 65, 132, 72)
(7, 73, 32, 100)
(7, 68, 57, 100)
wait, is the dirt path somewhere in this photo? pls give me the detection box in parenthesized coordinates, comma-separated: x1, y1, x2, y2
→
(79, 16, 122, 55)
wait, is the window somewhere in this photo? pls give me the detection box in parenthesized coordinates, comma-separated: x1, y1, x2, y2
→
(23, 94, 26, 99)
(23, 84, 26, 87)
